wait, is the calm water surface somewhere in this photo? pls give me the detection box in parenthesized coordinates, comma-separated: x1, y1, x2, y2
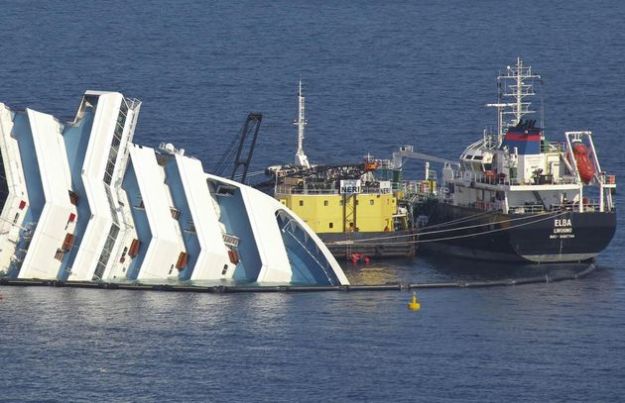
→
(1, 1, 624, 401)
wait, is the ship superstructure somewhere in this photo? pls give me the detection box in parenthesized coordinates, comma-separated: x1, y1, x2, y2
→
(0, 91, 348, 286)
(410, 59, 616, 262)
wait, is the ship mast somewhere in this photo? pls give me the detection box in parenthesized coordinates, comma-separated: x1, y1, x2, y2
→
(294, 80, 311, 168)
(487, 58, 542, 144)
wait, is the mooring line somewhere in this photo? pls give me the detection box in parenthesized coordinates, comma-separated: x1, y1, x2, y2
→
(329, 210, 568, 246)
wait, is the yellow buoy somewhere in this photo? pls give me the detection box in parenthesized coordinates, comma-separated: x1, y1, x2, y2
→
(407, 292, 421, 311)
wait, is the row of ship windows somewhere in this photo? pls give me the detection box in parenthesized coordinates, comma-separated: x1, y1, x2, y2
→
(67, 190, 199, 234)
(133, 199, 197, 233)
(324, 222, 363, 230)
(298, 199, 391, 207)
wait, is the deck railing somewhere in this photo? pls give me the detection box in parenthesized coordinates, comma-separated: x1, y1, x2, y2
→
(275, 185, 393, 196)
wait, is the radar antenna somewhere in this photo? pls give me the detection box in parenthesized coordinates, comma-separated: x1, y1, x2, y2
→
(487, 58, 542, 143)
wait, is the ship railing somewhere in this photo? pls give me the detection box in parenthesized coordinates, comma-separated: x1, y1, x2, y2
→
(275, 186, 339, 195)
(462, 171, 579, 187)
(581, 202, 601, 212)
(472, 201, 499, 211)
(508, 201, 602, 214)
(275, 185, 394, 196)
(362, 186, 393, 194)
(408, 193, 435, 204)
(123, 97, 142, 110)
(599, 172, 616, 185)
(403, 181, 423, 194)
(508, 204, 546, 214)
(551, 176, 578, 185)
(550, 202, 601, 212)
(476, 175, 510, 186)
(547, 203, 573, 212)
(392, 182, 405, 192)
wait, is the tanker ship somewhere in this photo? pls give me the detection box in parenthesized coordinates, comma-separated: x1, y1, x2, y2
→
(410, 59, 616, 263)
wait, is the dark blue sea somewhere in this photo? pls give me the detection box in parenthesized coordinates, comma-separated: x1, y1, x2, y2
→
(1, 1, 624, 401)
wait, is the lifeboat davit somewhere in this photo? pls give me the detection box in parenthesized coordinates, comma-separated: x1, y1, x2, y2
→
(572, 142, 595, 184)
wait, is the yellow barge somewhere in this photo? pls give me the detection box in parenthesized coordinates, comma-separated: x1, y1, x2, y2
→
(271, 161, 417, 259)
(265, 81, 417, 259)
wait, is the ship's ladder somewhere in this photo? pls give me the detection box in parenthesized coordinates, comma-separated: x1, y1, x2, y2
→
(343, 193, 357, 232)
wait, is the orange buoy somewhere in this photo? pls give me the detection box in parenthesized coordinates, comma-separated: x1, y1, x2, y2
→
(572, 142, 595, 184)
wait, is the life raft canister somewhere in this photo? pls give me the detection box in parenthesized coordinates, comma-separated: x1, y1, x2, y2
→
(572, 142, 595, 184)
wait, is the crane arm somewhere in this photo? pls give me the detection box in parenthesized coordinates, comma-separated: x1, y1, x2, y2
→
(393, 147, 460, 168)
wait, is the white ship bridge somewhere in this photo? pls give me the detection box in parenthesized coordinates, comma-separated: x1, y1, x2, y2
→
(0, 91, 348, 286)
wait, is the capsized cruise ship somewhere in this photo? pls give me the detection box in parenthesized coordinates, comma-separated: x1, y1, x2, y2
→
(0, 91, 349, 286)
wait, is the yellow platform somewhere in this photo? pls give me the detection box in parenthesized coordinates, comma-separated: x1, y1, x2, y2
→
(278, 192, 398, 233)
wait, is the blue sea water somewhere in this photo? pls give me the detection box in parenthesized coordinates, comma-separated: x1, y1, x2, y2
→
(1, 1, 625, 401)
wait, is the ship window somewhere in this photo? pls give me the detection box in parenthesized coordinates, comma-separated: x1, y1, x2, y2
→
(68, 190, 79, 205)
(275, 209, 340, 285)
(329, 222, 334, 229)
(170, 207, 181, 220)
(134, 196, 144, 210)
(176, 252, 188, 269)
(185, 222, 196, 234)
(54, 248, 64, 261)
(369, 200, 374, 205)
(216, 184, 236, 196)
(62, 233, 75, 252)
(324, 200, 328, 206)
(299, 200, 304, 206)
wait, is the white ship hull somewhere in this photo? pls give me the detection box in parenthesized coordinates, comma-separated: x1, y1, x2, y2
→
(0, 92, 348, 286)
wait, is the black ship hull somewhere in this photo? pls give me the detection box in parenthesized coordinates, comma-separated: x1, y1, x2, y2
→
(415, 200, 616, 263)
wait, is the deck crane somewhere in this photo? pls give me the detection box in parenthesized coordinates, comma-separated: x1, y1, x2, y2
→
(392, 145, 460, 169)
(392, 145, 461, 182)
(212, 112, 263, 184)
